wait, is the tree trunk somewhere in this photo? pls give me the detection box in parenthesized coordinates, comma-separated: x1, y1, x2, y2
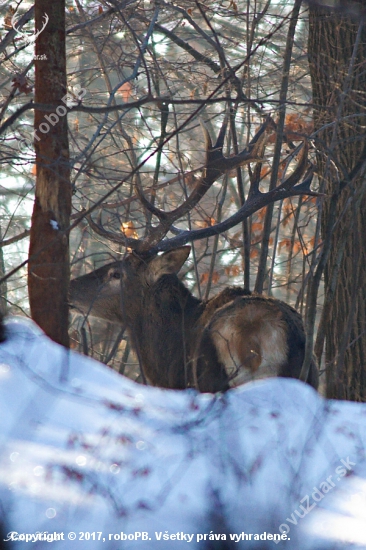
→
(0, 226, 7, 316)
(308, 5, 366, 400)
(28, 0, 71, 346)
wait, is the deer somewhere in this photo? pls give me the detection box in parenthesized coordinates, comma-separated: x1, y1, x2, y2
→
(69, 116, 319, 393)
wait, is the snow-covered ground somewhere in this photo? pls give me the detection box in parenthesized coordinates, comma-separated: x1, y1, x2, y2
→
(1, 317, 366, 549)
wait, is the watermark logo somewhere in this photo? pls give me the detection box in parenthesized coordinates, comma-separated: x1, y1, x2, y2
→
(275, 456, 356, 543)
(11, 12, 49, 46)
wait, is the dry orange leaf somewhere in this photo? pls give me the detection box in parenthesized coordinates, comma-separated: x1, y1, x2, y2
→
(118, 82, 132, 102)
(279, 238, 291, 252)
(284, 113, 314, 138)
(195, 217, 216, 228)
(293, 240, 302, 253)
(4, 7, 15, 29)
(251, 222, 263, 233)
(279, 238, 302, 253)
(12, 74, 32, 95)
(260, 167, 270, 179)
(200, 271, 220, 284)
(256, 207, 266, 221)
(121, 221, 138, 239)
(229, 0, 238, 11)
(225, 265, 241, 277)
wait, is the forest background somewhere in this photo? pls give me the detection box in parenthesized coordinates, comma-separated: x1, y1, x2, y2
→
(0, 0, 365, 401)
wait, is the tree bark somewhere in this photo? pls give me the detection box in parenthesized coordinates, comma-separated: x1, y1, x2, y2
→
(0, 225, 7, 316)
(308, 4, 366, 400)
(28, 0, 71, 346)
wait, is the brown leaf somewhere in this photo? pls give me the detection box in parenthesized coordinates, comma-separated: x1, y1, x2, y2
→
(196, 217, 216, 228)
(121, 221, 138, 239)
(293, 240, 302, 253)
(279, 238, 291, 252)
(200, 271, 220, 284)
(256, 207, 266, 221)
(4, 7, 15, 30)
(284, 113, 314, 139)
(118, 82, 132, 102)
(230, 0, 238, 12)
(260, 167, 270, 179)
(251, 222, 263, 234)
(12, 74, 32, 95)
(225, 265, 241, 277)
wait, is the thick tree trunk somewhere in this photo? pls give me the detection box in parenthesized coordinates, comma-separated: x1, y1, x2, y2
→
(28, 0, 71, 346)
(308, 5, 366, 400)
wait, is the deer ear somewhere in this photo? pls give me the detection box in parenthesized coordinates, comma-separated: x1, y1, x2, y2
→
(148, 246, 191, 282)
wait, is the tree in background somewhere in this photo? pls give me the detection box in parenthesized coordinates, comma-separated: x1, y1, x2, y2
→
(308, 0, 366, 400)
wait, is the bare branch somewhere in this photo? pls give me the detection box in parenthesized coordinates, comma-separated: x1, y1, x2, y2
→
(0, 5, 35, 54)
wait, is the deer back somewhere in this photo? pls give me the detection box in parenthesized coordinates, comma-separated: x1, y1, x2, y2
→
(195, 293, 319, 392)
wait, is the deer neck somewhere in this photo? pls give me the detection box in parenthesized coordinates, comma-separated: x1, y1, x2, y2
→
(126, 274, 202, 389)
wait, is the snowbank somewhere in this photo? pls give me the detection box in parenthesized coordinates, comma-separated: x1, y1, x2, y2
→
(0, 317, 366, 549)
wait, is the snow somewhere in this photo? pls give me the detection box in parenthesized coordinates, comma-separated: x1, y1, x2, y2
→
(49, 220, 59, 230)
(0, 317, 366, 548)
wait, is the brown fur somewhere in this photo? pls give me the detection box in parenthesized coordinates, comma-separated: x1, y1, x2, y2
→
(70, 247, 319, 392)
(195, 298, 290, 389)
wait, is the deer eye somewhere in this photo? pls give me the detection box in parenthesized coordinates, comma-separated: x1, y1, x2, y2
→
(110, 271, 121, 279)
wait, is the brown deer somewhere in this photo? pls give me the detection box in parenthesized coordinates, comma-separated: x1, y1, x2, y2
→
(70, 245, 319, 391)
(70, 116, 319, 392)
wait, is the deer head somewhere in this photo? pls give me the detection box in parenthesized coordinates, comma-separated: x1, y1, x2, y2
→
(70, 246, 192, 327)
